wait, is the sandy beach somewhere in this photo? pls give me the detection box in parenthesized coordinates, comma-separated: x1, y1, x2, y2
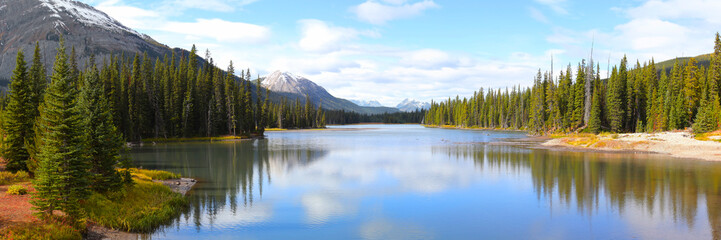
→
(542, 131, 721, 161)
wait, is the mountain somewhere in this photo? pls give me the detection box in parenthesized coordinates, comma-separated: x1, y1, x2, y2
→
(396, 99, 430, 112)
(350, 99, 383, 107)
(0, 0, 174, 84)
(262, 71, 398, 114)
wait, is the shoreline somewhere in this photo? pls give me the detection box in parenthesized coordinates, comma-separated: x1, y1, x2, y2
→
(423, 124, 527, 132)
(0, 165, 197, 240)
(425, 124, 721, 161)
(87, 177, 196, 240)
(540, 131, 721, 161)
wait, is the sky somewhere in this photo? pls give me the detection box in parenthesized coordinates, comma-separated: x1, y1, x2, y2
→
(79, 0, 721, 107)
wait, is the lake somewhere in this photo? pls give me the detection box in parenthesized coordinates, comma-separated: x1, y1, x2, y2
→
(129, 124, 721, 239)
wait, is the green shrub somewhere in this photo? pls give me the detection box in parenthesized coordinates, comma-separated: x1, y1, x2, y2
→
(0, 221, 82, 240)
(82, 180, 188, 232)
(0, 171, 30, 185)
(124, 168, 180, 180)
(7, 184, 27, 195)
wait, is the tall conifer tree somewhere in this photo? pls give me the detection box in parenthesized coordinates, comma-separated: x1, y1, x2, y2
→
(32, 38, 90, 224)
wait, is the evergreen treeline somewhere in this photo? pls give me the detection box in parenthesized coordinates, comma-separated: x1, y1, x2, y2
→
(95, 46, 322, 141)
(0, 38, 326, 225)
(266, 95, 326, 129)
(425, 34, 721, 134)
(325, 109, 425, 124)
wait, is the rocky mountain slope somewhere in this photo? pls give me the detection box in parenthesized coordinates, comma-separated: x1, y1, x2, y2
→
(0, 0, 173, 84)
(262, 71, 398, 114)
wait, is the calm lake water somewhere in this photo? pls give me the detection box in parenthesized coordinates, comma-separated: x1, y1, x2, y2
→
(130, 124, 721, 239)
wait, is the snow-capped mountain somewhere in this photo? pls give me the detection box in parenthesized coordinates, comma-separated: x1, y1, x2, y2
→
(38, 0, 139, 35)
(262, 71, 397, 114)
(350, 99, 384, 107)
(396, 99, 431, 112)
(0, 0, 169, 81)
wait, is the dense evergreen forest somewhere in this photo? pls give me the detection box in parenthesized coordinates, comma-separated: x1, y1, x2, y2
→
(0, 38, 327, 225)
(0, 37, 326, 172)
(425, 34, 721, 135)
(325, 109, 425, 124)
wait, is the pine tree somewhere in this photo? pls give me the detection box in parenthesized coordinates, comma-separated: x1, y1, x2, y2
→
(31, 38, 90, 224)
(589, 74, 603, 134)
(694, 94, 721, 133)
(79, 64, 124, 192)
(2, 50, 33, 172)
(572, 61, 586, 128)
(608, 57, 627, 132)
(26, 43, 48, 173)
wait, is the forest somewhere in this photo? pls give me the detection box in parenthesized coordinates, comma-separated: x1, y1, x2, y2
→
(325, 109, 425, 124)
(425, 34, 721, 135)
(0, 37, 327, 228)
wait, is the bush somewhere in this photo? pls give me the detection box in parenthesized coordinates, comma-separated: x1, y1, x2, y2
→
(82, 180, 188, 232)
(121, 168, 180, 180)
(0, 221, 82, 240)
(7, 184, 27, 195)
(0, 171, 30, 185)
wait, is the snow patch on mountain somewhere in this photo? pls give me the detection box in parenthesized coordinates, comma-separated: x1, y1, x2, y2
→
(38, 0, 139, 35)
(351, 99, 384, 107)
(396, 99, 430, 112)
(261, 70, 325, 95)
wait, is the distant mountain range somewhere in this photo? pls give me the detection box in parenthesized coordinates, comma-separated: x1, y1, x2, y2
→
(396, 99, 431, 112)
(350, 99, 383, 107)
(261, 71, 398, 114)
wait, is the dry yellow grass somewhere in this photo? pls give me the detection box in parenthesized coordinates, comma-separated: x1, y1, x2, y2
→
(697, 130, 721, 142)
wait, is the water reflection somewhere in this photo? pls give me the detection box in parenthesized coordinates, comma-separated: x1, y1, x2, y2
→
(437, 144, 721, 239)
(130, 126, 721, 239)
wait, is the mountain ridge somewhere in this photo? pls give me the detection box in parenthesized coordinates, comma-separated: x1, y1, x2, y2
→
(396, 98, 430, 112)
(0, 0, 173, 84)
(262, 71, 398, 114)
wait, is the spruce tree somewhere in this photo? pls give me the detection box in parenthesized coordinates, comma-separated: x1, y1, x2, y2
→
(79, 65, 124, 192)
(608, 57, 627, 132)
(31, 38, 90, 224)
(2, 50, 33, 172)
(589, 77, 603, 134)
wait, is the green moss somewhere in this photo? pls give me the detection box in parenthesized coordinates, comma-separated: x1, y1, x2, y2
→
(82, 177, 188, 232)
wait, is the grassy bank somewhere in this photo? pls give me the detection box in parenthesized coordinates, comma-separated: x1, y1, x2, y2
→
(0, 167, 190, 239)
(1, 221, 83, 240)
(696, 130, 721, 142)
(141, 135, 248, 143)
(82, 168, 188, 232)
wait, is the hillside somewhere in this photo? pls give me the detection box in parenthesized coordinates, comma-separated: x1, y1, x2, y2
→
(0, 0, 172, 85)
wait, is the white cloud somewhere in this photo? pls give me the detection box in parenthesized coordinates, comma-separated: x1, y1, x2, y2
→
(399, 49, 457, 69)
(159, 0, 258, 13)
(298, 19, 364, 53)
(268, 54, 360, 75)
(534, 0, 567, 14)
(614, 18, 689, 51)
(626, 0, 721, 24)
(529, 7, 550, 24)
(162, 18, 270, 44)
(353, 0, 438, 25)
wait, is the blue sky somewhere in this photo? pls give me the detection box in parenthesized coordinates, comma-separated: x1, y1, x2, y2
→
(80, 0, 721, 106)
